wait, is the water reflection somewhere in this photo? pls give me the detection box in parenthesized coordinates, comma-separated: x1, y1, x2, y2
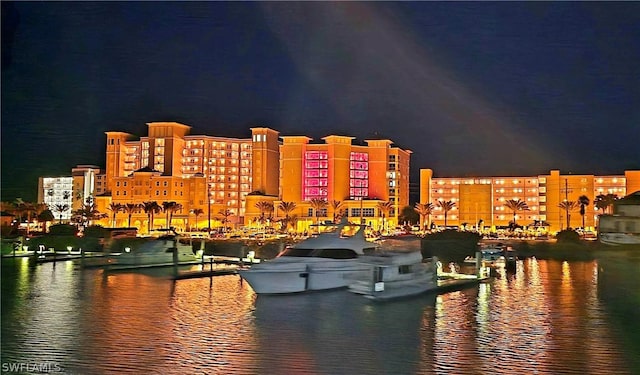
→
(254, 291, 436, 374)
(1, 257, 638, 374)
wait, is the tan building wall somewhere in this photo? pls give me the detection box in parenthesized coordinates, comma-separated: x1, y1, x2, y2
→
(278, 134, 411, 231)
(421, 168, 640, 233)
(458, 184, 492, 230)
(251, 127, 280, 197)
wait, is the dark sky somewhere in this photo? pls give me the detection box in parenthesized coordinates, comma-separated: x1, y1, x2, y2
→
(2, 2, 639, 202)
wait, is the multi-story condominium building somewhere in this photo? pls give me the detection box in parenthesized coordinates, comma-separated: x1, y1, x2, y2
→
(420, 169, 640, 233)
(99, 122, 411, 232)
(72, 165, 106, 208)
(38, 176, 73, 221)
(102, 122, 279, 231)
(272, 135, 411, 231)
(37, 165, 106, 221)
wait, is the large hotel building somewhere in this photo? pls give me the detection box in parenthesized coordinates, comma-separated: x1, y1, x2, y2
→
(37, 121, 638, 234)
(95, 122, 411, 232)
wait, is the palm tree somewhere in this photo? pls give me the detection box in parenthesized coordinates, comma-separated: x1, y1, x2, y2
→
(216, 209, 233, 232)
(142, 201, 162, 233)
(414, 202, 434, 231)
(32, 203, 48, 232)
(162, 201, 183, 229)
(329, 200, 343, 223)
(278, 202, 297, 231)
(558, 200, 580, 229)
(37, 209, 55, 233)
(72, 201, 106, 227)
(594, 194, 618, 215)
(503, 199, 530, 228)
(254, 201, 274, 226)
(191, 208, 204, 231)
(309, 198, 328, 229)
(53, 204, 70, 223)
(376, 201, 394, 233)
(436, 200, 456, 228)
(122, 203, 141, 228)
(107, 202, 124, 227)
(14, 200, 36, 235)
(578, 195, 590, 229)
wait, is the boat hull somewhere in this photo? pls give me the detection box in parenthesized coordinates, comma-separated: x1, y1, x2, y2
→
(238, 258, 370, 294)
(599, 233, 640, 246)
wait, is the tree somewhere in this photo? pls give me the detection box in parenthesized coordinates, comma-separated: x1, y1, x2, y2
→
(329, 200, 343, 223)
(255, 201, 274, 226)
(32, 203, 49, 232)
(503, 199, 530, 228)
(216, 209, 233, 232)
(71, 200, 106, 227)
(142, 201, 162, 233)
(399, 205, 420, 226)
(436, 200, 456, 227)
(376, 201, 394, 233)
(107, 202, 124, 227)
(414, 203, 434, 230)
(53, 204, 70, 223)
(594, 194, 617, 215)
(578, 195, 590, 229)
(122, 203, 141, 228)
(36, 209, 55, 233)
(13, 200, 36, 235)
(558, 200, 580, 229)
(191, 208, 204, 230)
(309, 198, 328, 229)
(162, 201, 183, 229)
(278, 201, 297, 231)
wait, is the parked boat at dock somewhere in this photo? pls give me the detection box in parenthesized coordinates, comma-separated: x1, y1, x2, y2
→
(238, 219, 378, 294)
(464, 243, 517, 269)
(108, 231, 200, 266)
(347, 251, 438, 301)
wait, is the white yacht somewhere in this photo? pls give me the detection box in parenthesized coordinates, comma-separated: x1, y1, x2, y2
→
(347, 251, 438, 301)
(238, 220, 379, 294)
(109, 231, 200, 266)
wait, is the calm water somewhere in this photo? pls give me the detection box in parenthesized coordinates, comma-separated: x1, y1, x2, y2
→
(2, 255, 639, 374)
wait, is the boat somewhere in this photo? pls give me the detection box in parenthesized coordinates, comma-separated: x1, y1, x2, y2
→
(108, 230, 201, 266)
(237, 219, 379, 294)
(597, 192, 640, 246)
(347, 251, 438, 301)
(464, 243, 517, 268)
(598, 215, 640, 246)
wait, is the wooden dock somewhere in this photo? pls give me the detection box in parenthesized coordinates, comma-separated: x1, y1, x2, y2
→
(173, 267, 239, 280)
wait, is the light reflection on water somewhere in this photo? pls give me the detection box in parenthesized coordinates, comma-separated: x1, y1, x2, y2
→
(1, 257, 639, 374)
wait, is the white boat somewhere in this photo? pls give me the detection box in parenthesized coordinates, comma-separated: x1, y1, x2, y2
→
(238, 220, 379, 294)
(109, 231, 200, 266)
(598, 232, 640, 246)
(347, 251, 438, 301)
(598, 214, 640, 246)
(464, 243, 516, 268)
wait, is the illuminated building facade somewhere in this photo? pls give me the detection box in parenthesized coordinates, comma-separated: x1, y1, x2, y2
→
(38, 176, 73, 221)
(420, 169, 640, 233)
(102, 123, 279, 231)
(273, 135, 411, 230)
(37, 165, 106, 221)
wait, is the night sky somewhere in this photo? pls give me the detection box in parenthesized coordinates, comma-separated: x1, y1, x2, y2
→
(2, 2, 639, 202)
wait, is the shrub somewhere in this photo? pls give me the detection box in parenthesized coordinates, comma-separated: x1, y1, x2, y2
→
(48, 224, 78, 236)
(84, 225, 109, 238)
(555, 229, 581, 243)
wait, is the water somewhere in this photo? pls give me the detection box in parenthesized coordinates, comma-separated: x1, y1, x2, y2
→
(2, 255, 639, 374)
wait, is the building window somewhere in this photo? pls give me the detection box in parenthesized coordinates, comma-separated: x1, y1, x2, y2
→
(349, 152, 369, 199)
(303, 151, 329, 200)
